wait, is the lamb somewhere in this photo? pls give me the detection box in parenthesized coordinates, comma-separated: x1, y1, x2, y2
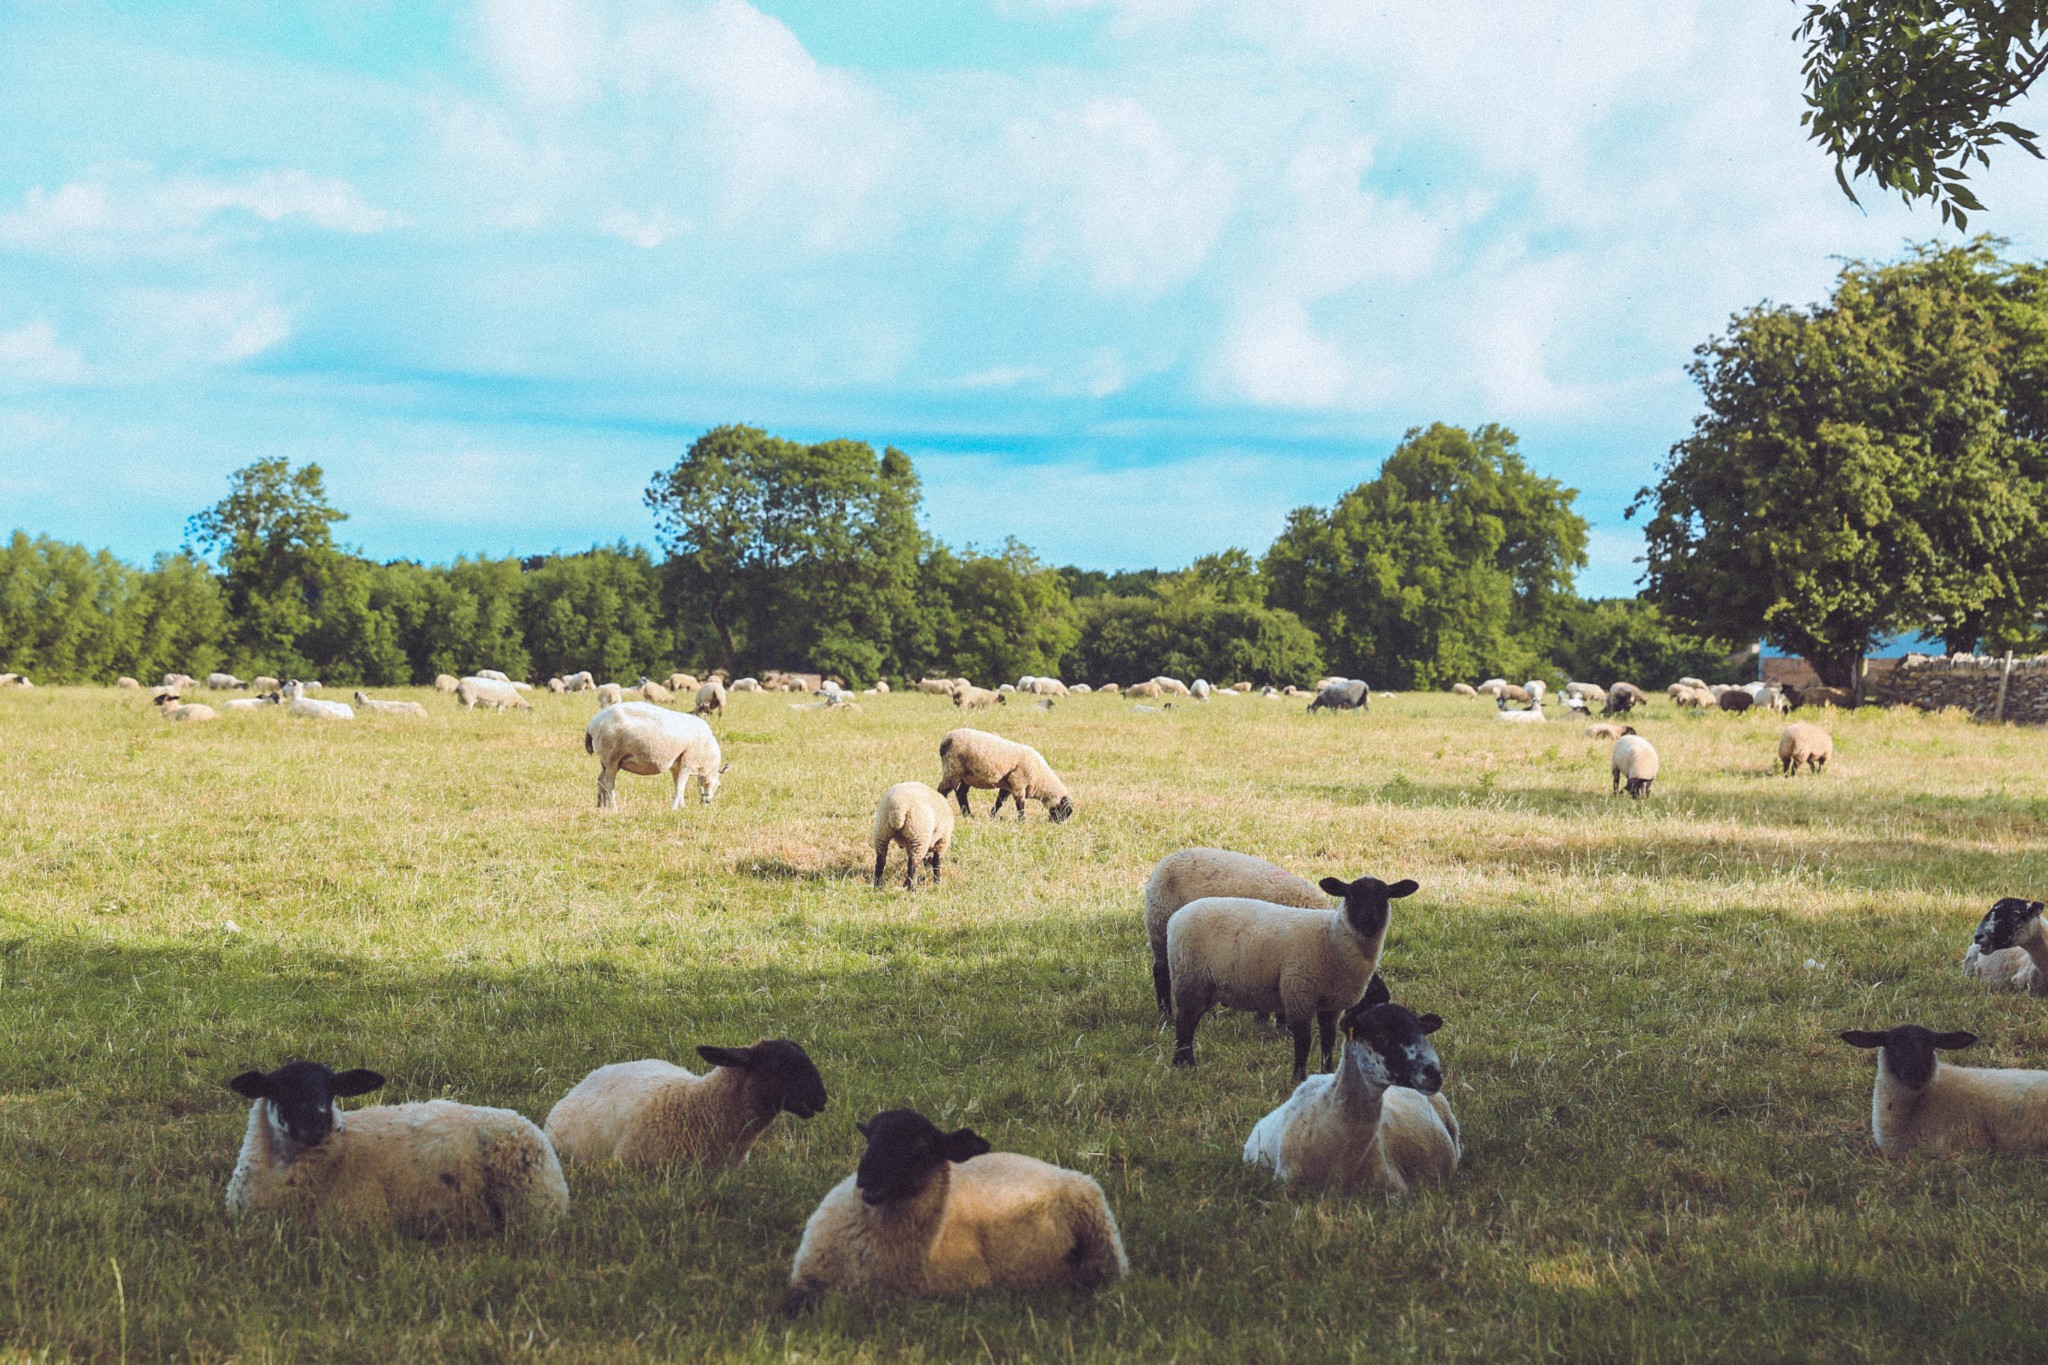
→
(1778, 722, 1832, 775)
(872, 782, 956, 889)
(1963, 897, 2048, 993)
(1610, 734, 1659, 797)
(544, 1040, 826, 1169)
(155, 695, 217, 722)
(1839, 1026, 2048, 1156)
(283, 681, 353, 720)
(1167, 873, 1413, 1082)
(1495, 698, 1546, 723)
(225, 1061, 567, 1235)
(1142, 848, 1331, 1021)
(936, 728, 1073, 822)
(1308, 679, 1369, 713)
(435, 673, 460, 692)
(1243, 993, 1459, 1196)
(784, 1108, 1126, 1310)
(457, 676, 532, 712)
(586, 701, 727, 810)
(695, 678, 727, 715)
(352, 691, 427, 718)
(952, 685, 1006, 711)
(1583, 722, 1635, 741)
(638, 676, 673, 703)
(207, 672, 247, 690)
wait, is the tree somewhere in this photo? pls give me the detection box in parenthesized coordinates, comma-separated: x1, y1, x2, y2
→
(185, 459, 349, 676)
(918, 541, 1080, 685)
(1800, 1, 2048, 227)
(1064, 595, 1322, 686)
(1264, 424, 1588, 689)
(523, 546, 678, 682)
(1633, 245, 2045, 682)
(1546, 598, 1741, 689)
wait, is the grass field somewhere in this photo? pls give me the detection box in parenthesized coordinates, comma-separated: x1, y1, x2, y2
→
(6, 684, 2048, 1362)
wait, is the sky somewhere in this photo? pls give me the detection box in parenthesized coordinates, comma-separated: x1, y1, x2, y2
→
(1, 1, 2043, 597)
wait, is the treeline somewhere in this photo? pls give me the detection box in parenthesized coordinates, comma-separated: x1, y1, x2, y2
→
(2, 424, 1740, 691)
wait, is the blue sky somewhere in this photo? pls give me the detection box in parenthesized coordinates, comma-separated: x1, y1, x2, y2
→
(2, 0, 2043, 596)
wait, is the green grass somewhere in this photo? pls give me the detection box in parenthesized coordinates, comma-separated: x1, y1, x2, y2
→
(5, 686, 2048, 1362)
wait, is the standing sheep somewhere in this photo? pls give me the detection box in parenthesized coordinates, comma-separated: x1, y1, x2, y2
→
(456, 677, 532, 712)
(1307, 680, 1369, 713)
(952, 685, 1006, 711)
(1142, 849, 1330, 1021)
(936, 729, 1073, 822)
(784, 1108, 1126, 1310)
(1779, 723, 1832, 775)
(435, 673, 460, 692)
(545, 1041, 827, 1169)
(1839, 1026, 2048, 1156)
(115, 676, 141, 689)
(872, 782, 956, 889)
(594, 682, 625, 707)
(695, 679, 727, 716)
(666, 672, 699, 692)
(1611, 734, 1659, 798)
(1583, 723, 1635, 741)
(586, 702, 727, 811)
(1449, 683, 1478, 698)
(207, 672, 248, 690)
(1603, 683, 1646, 716)
(638, 676, 673, 703)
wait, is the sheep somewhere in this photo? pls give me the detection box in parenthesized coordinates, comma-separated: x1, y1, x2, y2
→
(917, 678, 956, 695)
(594, 682, 625, 707)
(1718, 689, 1754, 713)
(1611, 734, 1659, 798)
(1583, 722, 1635, 741)
(476, 669, 513, 683)
(1964, 898, 2048, 993)
(548, 677, 568, 694)
(544, 1040, 826, 1169)
(637, 676, 673, 704)
(1243, 993, 1459, 1196)
(872, 782, 956, 889)
(225, 1060, 567, 1235)
(784, 1107, 1126, 1310)
(1475, 678, 1508, 697)
(163, 673, 198, 689)
(1142, 848, 1331, 1021)
(1098, 683, 1121, 695)
(1449, 683, 1478, 697)
(731, 677, 761, 692)
(1838, 1026, 2048, 1156)
(1151, 676, 1192, 696)
(1167, 874, 1413, 1082)
(116, 676, 140, 689)
(936, 728, 1073, 822)
(1673, 685, 1717, 709)
(0, 672, 21, 687)
(1021, 677, 1069, 697)
(1523, 679, 1548, 703)
(1125, 681, 1163, 699)
(666, 672, 699, 692)
(435, 673, 460, 693)
(352, 691, 427, 718)
(586, 701, 727, 810)
(560, 671, 596, 692)
(1495, 698, 1546, 723)
(1778, 722, 1832, 776)
(250, 675, 280, 692)
(1190, 678, 1213, 700)
(1803, 685, 1854, 708)
(1071, 683, 1092, 694)
(695, 678, 727, 716)
(284, 681, 354, 720)
(1676, 676, 1707, 691)
(456, 676, 532, 712)
(222, 693, 281, 711)
(1603, 682, 1647, 716)
(205, 671, 245, 690)
(155, 695, 217, 722)
(1565, 681, 1607, 706)
(1308, 679, 1369, 713)
(1498, 683, 1531, 705)
(952, 685, 1006, 711)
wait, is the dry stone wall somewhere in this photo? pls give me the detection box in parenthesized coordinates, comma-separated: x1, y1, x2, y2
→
(1870, 653, 2048, 724)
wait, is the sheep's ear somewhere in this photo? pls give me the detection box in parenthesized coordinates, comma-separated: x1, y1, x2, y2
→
(2032, 902, 2046, 918)
(1318, 877, 1350, 897)
(1416, 1014, 1443, 1034)
(1362, 974, 1391, 1008)
(330, 1069, 385, 1097)
(697, 1045, 752, 1069)
(1386, 879, 1419, 899)
(1932, 1031, 1979, 1051)
(940, 1128, 991, 1163)
(228, 1071, 270, 1099)
(1839, 1030, 1888, 1049)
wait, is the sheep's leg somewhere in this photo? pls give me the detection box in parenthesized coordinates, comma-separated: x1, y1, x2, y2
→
(1153, 954, 1174, 1022)
(927, 847, 942, 882)
(597, 761, 620, 812)
(873, 848, 889, 888)
(670, 763, 689, 811)
(950, 785, 973, 817)
(1172, 998, 1206, 1068)
(1611, 767, 1621, 795)
(1317, 1011, 1336, 1071)
(991, 790, 1010, 817)
(1288, 1018, 1313, 1084)
(902, 840, 923, 891)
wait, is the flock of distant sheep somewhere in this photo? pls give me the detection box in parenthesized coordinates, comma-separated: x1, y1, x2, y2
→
(8, 657, 2044, 1309)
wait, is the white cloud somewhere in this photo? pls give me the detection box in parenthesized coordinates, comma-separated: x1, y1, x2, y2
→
(0, 165, 400, 250)
(1217, 301, 1348, 408)
(476, 0, 606, 108)
(127, 287, 291, 365)
(0, 321, 90, 386)
(597, 206, 692, 248)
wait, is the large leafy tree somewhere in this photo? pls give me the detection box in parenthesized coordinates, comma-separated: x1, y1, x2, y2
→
(185, 459, 350, 676)
(1800, 1, 2048, 228)
(916, 541, 1080, 686)
(1263, 424, 1587, 689)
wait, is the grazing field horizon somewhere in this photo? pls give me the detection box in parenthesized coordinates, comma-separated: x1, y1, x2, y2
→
(6, 686, 2048, 1361)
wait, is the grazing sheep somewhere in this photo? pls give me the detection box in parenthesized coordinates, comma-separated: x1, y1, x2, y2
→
(1839, 1026, 2048, 1156)
(1675, 676, 1707, 691)
(457, 677, 532, 712)
(544, 1041, 827, 1169)
(434, 673, 460, 693)
(1142, 849, 1330, 1021)
(1168, 874, 1413, 1082)
(872, 782, 956, 889)
(1718, 689, 1754, 713)
(785, 1108, 1126, 1310)
(1778, 722, 1832, 775)
(1603, 683, 1647, 716)
(593, 682, 625, 707)
(284, 681, 353, 720)
(730, 677, 761, 692)
(936, 728, 1073, 822)
(1495, 699, 1546, 723)
(352, 691, 427, 718)
(695, 679, 727, 716)
(1190, 678, 1213, 700)
(1449, 683, 1478, 698)
(1151, 676, 1192, 696)
(917, 678, 957, 695)
(952, 685, 1006, 711)
(1098, 683, 1121, 695)
(1673, 685, 1717, 709)
(155, 695, 217, 722)
(1964, 898, 2048, 993)
(1583, 722, 1635, 741)
(1126, 681, 1163, 699)
(225, 1061, 567, 1235)
(558, 671, 595, 692)
(116, 676, 141, 689)
(1611, 734, 1659, 798)
(586, 701, 727, 810)
(1497, 683, 1531, 705)
(666, 672, 699, 692)
(1475, 678, 1507, 697)
(1308, 679, 1369, 713)
(638, 676, 673, 704)
(1021, 677, 1070, 697)
(207, 672, 247, 690)
(548, 677, 568, 694)
(1565, 681, 1607, 706)
(251, 675, 280, 692)
(1243, 993, 1459, 1196)
(1071, 683, 1092, 695)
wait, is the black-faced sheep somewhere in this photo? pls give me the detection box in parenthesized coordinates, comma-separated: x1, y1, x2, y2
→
(1308, 679, 1369, 713)
(1611, 734, 1659, 797)
(695, 678, 727, 715)
(545, 1041, 826, 1168)
(154, 694, 217, 722)
(1603, 683, 1646, 716)
(952, 685, 1005, 711)
(586, 701, 727, 810)
(1779, 722, 1832, 775)
(1142, 849, 1329, 1021)
(1965, 897, 2048, 993)
(936, 729, 1072, 822)
(1839, 1025, 2048, 1155)
(872, 781, 956, 889)
(784, 1108, 1126, 1310)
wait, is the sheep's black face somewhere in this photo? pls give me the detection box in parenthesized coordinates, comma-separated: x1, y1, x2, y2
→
(1048, 796, 1074, 824)
(1342, 1002, 1444, 1094)
(853, 1109, 990, 1207)
(1973, 898, 2045, 953)
(704, 1039, 827, 1119)
(1840, 1025, 1978, 1090)
(227, 1060, 385, 1149)
(1320, 874, 1418, 941)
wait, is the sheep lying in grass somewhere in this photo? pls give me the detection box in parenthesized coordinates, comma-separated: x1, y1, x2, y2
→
(352, 691, 427, 718)
(784, 1108, 1126, 1310)
(586, 702, 727, 810)
(1611, 734, 1659, 798)
(545, 1040, 826, 1169)
(1779, 723, 1832, 775)
(116, 676, 140, 689)
(1168, 874, 1412, 1082)
(457, 676, 532, 712)
(1839, 1026, 2048, 1155)
(222, 693, 281, 712)
(1964, 898, 2048, 993)
(1142, 849, 1330, 1021)
(226, 1061, 567, 1235)
(155, 695, 217, 722)
(937, 728, 1072, 822)
(1495, 699, 1545, 723)
(872, 782, 955, 889)
(1243, 988, 1459, 1195)
(284, 680, 353, 720)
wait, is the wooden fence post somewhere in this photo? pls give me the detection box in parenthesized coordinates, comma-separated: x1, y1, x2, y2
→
(1995, 649, 2015, 724)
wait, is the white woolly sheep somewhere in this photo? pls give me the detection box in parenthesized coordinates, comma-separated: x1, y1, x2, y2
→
(1583, 722, 1635, 741)
(434, 673, 460, 692)
(544, 1040, 826, 1169)
(936, 728, 1072, 822)
(666, 671, 699, 692)
(1839, 1026, 2048, 1156)
(476, 669, 513, 683)
(252, 675, 280, 692)
(730, 677, 761, 692)
(638, 676, 673, 703)
(1449, 683, 1478, 697)
(1779, 722, 1832, 776)
(283, 681, 353, 720)
(1168, 874, 1413, 1082)
(1243, 990, 1459, 1196)
(457, 676, 532, 712)
(225, 1061, 566, 1235)
(1476, 678, 1508, 697)
(559, 670, 595, 692)
(156, 696, 217, 722)
(352, 691, 427, 718)
(1495, 699, 1546, 723)
(872, 781, 956, 889)
(222, 694, 281, 712)
(207, 672, 247, 690)
(952, 685, 1006, 711)
(695, 678, 727, 715)
(784, 1108, 1126, 1310)
(917, 678, 956, 695)
(1611, 734, 1659, 798)
(163, 673, 198, 689)
(1676, 676, 1707, 691)
(1964, 898, 2048, 994)
(116, 676, 141, 689)
(1125, 681, 1163, 699)
(1071, 683, 1092, 694)
(586, 701, 727, 810)
(548, 677, 567, 694)
(1190, 679, 1213, 700)
(1151, 676, 1191, 696)
(1142, 848, 1330, 1022)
